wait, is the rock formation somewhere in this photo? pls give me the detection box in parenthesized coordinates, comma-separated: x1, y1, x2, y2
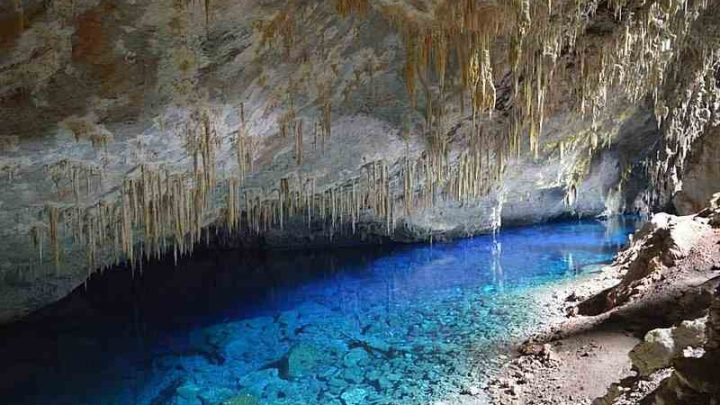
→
(578, 196, 720, 405)
(648, 202, 720, 404)
(578, 211, 714, 316)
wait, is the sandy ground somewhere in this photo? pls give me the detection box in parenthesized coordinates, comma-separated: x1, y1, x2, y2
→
(482, 219, 720, 405)
(482, 277, 641, 405)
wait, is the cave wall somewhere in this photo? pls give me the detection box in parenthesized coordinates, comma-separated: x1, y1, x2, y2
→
(673, 126, 720, 215)
(0, 0, 719, 323)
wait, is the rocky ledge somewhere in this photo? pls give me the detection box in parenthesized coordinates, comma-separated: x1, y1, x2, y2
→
(486, 194, 720, 404)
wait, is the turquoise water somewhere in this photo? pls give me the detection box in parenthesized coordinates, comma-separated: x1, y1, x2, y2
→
(0, 217, 639, 405)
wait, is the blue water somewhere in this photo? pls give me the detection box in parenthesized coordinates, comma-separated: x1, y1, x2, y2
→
(0, 217, 639, 405)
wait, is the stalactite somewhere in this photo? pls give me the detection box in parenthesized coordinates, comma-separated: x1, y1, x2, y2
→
(403, 156, 415, 216)
(280, 178, 290, 230)
(234, 104, 254, 182)
(404, 30, 417, 106)
(295, 119, 304, 165)
(226, 178, 238, 233)
(336, 0, 370, 17)
(47, 205, 60, 272)
(29, 223, 44, 262)
(383, 161, 391, 235)
(320, 86, 332, 142)
(468, 41, 497, 121)
(330, 186, 336, 238)
(204, 0, 211, 27)
(14, 0, 24, 33)
(121, 179, 134, 266)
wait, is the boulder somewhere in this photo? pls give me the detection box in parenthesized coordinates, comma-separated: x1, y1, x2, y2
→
(340, 387, 368, 405)
(343, 347, 370, 368)
(286, 343, 321, 379)
(630, 328, 676, 377)
(629, 317, 707, 376)
(650, 286, 720, 403)
(238, 368, 279, 397)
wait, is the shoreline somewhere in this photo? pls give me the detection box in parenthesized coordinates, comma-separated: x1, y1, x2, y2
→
(483, 264, 639, 404)
(475, 212, 720, 405)
(439, 262, 631, 405)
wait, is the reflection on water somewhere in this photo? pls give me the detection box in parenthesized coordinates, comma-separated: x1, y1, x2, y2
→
(0, 217, 640, 405)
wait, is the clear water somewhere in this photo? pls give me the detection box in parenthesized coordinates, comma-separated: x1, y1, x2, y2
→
(0, 217, 639, 405)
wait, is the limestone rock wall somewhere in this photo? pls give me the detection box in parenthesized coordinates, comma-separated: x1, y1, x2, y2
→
(673, 127, 720, 215)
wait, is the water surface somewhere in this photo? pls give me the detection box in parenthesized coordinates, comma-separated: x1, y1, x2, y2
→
(0, 217, 639, 405)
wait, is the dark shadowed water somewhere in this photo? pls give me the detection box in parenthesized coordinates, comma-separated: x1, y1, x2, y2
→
(0, 217, 640, 405)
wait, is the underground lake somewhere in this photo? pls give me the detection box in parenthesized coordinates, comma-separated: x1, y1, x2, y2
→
(0, 217, 641, 405)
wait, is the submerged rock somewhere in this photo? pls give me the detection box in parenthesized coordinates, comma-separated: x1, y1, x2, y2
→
(222, 392, 260, 405)
(238, 368, 280, 396)
(174, 381, 202, 405)
(224, 320, 285, 366)
(340, 387, 368, 405)
(341, 366, 366, 384)
(286, 343, 321, 379)
(242, 316, 276, 331)
(176, 382, 201, 400)
(277, 310, 301, 336)
(197, 387, 235, 404)
(343, 347, 370, 368)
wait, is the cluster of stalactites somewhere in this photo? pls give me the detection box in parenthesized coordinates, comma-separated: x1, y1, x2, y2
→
(394, 3, 507, 112)
(248, 0, 512, 202)
(32, 120, 507, 275)
(219, 140, 503, 243)
(222, 162, 391, 241)
(641, 48, 720, 208)
(577, 0, 710, 124)
(338, 0, 713, 181)
(32, 108, 224, 274)
(30, 0, 717, 276)
(254, 2, 297, 60)
(370, 1, 578, 156)
(575, 0, 716, 208)
(45, 159, 104, 203)
(179, 0, 213, 27)
(37, 161, 219, 275)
